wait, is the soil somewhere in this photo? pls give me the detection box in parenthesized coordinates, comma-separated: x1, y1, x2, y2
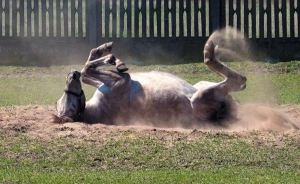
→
(0, 104, 299, 140)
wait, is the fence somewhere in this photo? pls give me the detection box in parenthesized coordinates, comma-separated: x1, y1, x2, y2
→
(0, 0, 299, 65)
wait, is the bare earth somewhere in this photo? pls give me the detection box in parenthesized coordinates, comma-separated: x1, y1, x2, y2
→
(0, 104, 299, 140)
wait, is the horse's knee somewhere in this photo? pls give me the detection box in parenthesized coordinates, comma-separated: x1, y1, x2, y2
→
(88, 42, 113, 61)
(225, 74, 247, 92)
(88, 48, 102, 61)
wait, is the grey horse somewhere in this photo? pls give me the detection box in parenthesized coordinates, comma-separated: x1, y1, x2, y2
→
(53, 39, 247, 128)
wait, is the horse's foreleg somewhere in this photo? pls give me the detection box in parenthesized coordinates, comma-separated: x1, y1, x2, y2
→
(204, 40, 247, 93)
(81, 54, 129, 88)
(87, 42, 113, 61)
(86, 43, 128, 72)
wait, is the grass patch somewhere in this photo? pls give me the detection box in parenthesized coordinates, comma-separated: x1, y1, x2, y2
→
(2, 168, 300, 183)
(0, 131, 300, 183)
(0, 61, 299, 106)
(0, 61, 300, 183)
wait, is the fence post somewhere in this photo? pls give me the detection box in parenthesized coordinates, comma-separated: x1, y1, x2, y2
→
(209, 0, 221, 33)
(87, 0, 97, 48)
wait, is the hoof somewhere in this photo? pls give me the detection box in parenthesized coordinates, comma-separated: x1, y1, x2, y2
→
(117, 63, 129, 72)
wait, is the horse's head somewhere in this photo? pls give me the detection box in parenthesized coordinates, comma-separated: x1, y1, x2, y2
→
(53, 70, 86, 123)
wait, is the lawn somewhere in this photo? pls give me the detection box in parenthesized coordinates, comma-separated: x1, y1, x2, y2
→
(0, 61, 300, 183)
(0, 61, 299, 106)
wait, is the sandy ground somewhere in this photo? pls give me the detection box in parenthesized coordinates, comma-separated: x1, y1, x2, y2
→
(0, 104, 299, 140)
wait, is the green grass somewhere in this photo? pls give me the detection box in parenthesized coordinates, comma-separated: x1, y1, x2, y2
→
(1, 130, 300, 183)
(0, 61, 300, 183)
(2, 168, 300, 183)
(0, 61, 299, 106)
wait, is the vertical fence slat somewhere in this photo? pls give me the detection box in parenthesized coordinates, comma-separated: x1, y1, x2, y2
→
(141, 0, 146, 37)
(251, 0, 256, 38)
(186, 0, 191, 37)
(236, 0, 241, 29)
(202, 0, 207, 36)
(112, 0, 117, 38)
(78, 0, 83, 37)
(149, 0, 154, 37)
(27, 0, 31, 37)
(4, 0, 9, 36)
(134, 0, 139, 37)
(156, 0, 161, 37)
(19, 0, 24, 37)
(0, 0, 2, 36)
(267, 0, 271, 39)
(42, 0, 46, 37)
(179, 0, 184, 37)
(49, 0, 54, 37)
(229, 0, 234, 26)
(274, 0, 279, 38)
(48, 0, 54, 37)
(47, 0, 54, 37)
(88, 0, 97, 47)
(259, 0, 264, 38)
(12, 0, 17, 37)
(194, 0, 199, 37)
(105, 0, 109, 37)
(276, 0, 281, 38)
(295, 0, 300, 41)
(71, 0, 75, 37)
(290, 0, 295, 38)
(164, 0, 169, 37)
(126, 0, 131, 38)
(34, 0, 39, 37)
(220, 0, 226, 27)
(95, 0, 102, 38)
(120, 0, 124, 37)
(244, 0, 249, 37)
(171, 0, 176, 37)
(210, 0, 220, 33)
(63, 0, 68, 37)
(282, 0, 287, 38)
(56, 0, 61, 37)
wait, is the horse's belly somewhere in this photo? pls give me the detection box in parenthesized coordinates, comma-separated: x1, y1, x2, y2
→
(128, 88, 196, 127)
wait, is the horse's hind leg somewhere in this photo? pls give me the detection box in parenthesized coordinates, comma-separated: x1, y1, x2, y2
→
(191, 83, 237, 123)
(204, 40, 247, 93)
(190, 40, 246, 123)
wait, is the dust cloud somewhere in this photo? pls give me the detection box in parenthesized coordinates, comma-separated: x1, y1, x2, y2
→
(207, 26, 253, 62)
(50, 27, 298, 132)
(201, 27, 299, 131)
(115, 27, 299, 132)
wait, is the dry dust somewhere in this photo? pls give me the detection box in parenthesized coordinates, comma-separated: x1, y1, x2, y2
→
(207, 26, 253, 62)
(0, 104, 299, 140)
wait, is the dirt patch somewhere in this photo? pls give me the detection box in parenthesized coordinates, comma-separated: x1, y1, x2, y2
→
(0, 105, 299, 140)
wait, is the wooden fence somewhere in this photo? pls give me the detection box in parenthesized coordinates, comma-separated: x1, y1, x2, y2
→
(0, 0, 299, 65)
